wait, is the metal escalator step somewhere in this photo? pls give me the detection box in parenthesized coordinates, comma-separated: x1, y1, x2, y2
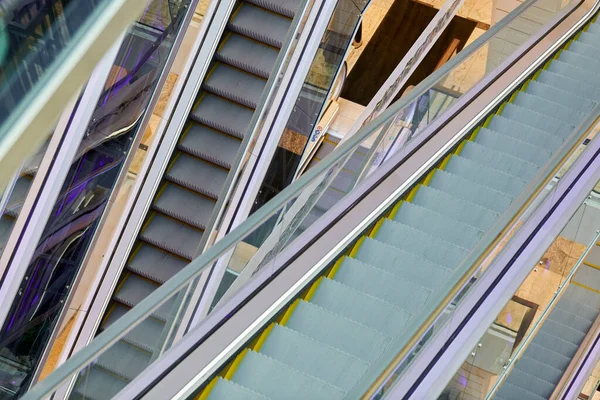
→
(436, 159, 520, 204)
(540, 320, 587, 346)
(113, 274, 175, 322)
(513, 91, 588, 126)
(101, 304, 164, 352)
(501, 103, 575, 137)
(488, 114, 565, 150)
(309, 278, 411, 339)
(191, 93, 254, 139)
(216, 34, 279, 79)
(531, 331, 579, 358)
(179, 124, 241, 169)
(460, 141, 539, 181)
(506, 368, 557, 398)
(475, 127, 553, 166)
(560, 284, 600, 309)
(334, 257, 431, 312)
(412, 185, 499, 231)
(576, 31, 600, 49)
(374, 219, 467, 268)
(558, 49, 600, 78)
(204, 63, 267, 109)
(514, 355, 564, 385)
(260, 324, 369, 391)
(166, 153, 228, 200)
(231, 350, 345, 399)
(523, 342, 572, 372)
(525, 80, 597, 111)
(246, 0, 299, 18)
(96, 340, 151, 380)
(573, 264, 600, 292)
(392, 203, 483, 249)
(153, 183, 215, 230)
(566, 40, 600, 63)
(330, 169, 354, 194)
(72, 366, 128, 400)
(536, 69, 600, 101)
(353, 237, 451, 290)
(496, 383, 547, 400)
(229, 3, 291, 48)
(547, 60, 600, 87)
(298, 207, 323, 233)
(139, 213, 202, 260)
(0, 216, 15, 250)
(556, 299, 599, 323)
(7, 175, 33, 211)
(126, 243, 187, 284)
(286, 300, 390, 362)
(548, 307, 594, 333)
(207, 378, 269, 400)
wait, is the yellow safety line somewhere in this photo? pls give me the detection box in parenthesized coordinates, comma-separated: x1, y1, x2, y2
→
(304, 276, 324, 302)
(368, 219, 385, 238)
(583, 261, 600, 271)
(571, 281, 600, 295)
(196, 377, 218, 400)
(224, 348, 249, 380)
(327, 258, 345, 279)
(280, 299, 300, 325)
(252, 323, 274, 352)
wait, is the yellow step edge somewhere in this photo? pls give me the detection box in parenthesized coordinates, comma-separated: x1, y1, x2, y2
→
(304, 276, 324, 302)
(252, 323, 275, 352)
(224, 348, 249, 380)
(439, 153, 453, 170)
(454, 140, 467, 156)
(583, 261, 600, 271)
(327, 257, 345, 279)
(196, 377, 218, 400)
(595, 241, 600, 246)
(423, 169, 437, 186)
(279, 299, 300, 326)
(571, 281, 600, 295)
(405, 185, 420, 203)
(368, 219, 385, 238)
(467, 127, 481, 141)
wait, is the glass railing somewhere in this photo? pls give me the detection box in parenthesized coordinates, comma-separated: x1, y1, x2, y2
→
(0, 0, 153, 183)
(0, 0, 197, 397)
(21, 0, 584, 398)
(437, 198, 600, 400)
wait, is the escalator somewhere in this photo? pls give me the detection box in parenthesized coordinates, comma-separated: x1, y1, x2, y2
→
(71, 0, 304, 396)
(193, 10, 600, 400)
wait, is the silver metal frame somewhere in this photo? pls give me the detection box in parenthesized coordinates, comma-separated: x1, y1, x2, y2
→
(0, 0, 154, 192)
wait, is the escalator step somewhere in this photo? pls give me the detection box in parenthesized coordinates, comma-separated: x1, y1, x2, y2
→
(216, 34, 279, 79)
(412, 185, 499, 231)
(165, 153, 228, 200)
(496, 382, 548, 400)
(374, 219, 467, 268)
(96, 340, 151, 380)
(101, 304, 165, 352)
(139, 213, 203, 260)
(525, 80, 597, 110)
(513, 91, 587, 127)
(353, 237, 451, 290)
(460, 141, 540, 181)
(191, 94, 254, 139)
(488, 114, 565, 150)
(539, 320, 587, 347)
(559, 49, 600, 78)
(231, 350, 345, 399)
(547, 307, 594, 333)
(506, 368, 556, 398)
(72, 366, 128, 400)
(566, 40, 600, 63)
(474, 127, 553, 166)
(309, 278, 411, 339)
(112, 275, 177, 321)
(246, 0, 299, 18)
(204, 63, 267, 109)
(576, 31, 600, 50)
(229, 3, 292, 48)
(547, 60, 600, 87)
(530, 332, 578, 360)
(153, 183, 215, 230)
(514, 355, 564, 385)
(556, 298, 600, 323)
(207, 378, 268, 400)
(392, 202, 484, 249)
(501, 103, 575, 137)
(0, 216, 15, 250)
(285, 300, 391, 362)
(559, 284, 600, 309)
(179, 124, 241, 169)
(126, 243, 187, 284)
(333, 258, 431, 312)
(260, 324, 369, 391)
(429, 168, 515, 212)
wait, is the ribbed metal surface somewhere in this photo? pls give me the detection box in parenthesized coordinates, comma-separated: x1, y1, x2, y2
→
(74, 0, 302, 395)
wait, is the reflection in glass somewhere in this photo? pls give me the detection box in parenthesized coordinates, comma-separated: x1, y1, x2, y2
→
(0, 0, 192, 396)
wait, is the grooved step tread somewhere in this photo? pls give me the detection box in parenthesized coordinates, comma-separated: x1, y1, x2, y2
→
(229, 3, 291, 48)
